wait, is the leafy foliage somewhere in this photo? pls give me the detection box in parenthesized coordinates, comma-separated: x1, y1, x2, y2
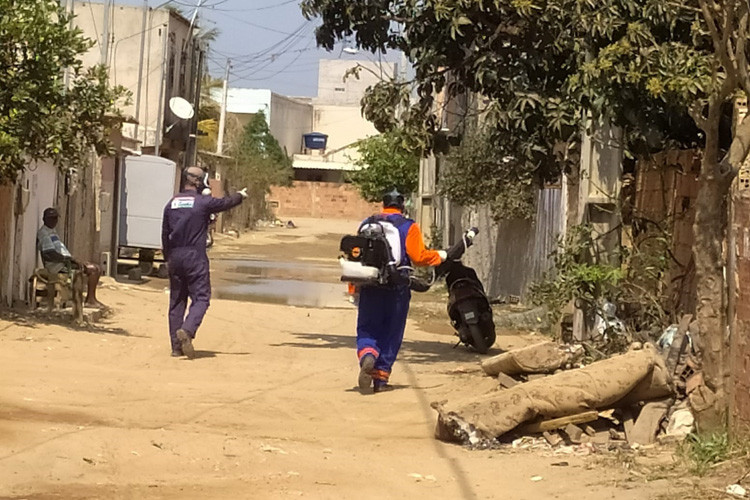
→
(225, 112, 292, 225)
(529, 225, 623, 325)
(349, 130, 420, 202)
(440, 125, 537, 220)
(301, 0, 708, 219)
(0, 0, 128, 183)
(679, 432, 732, 475)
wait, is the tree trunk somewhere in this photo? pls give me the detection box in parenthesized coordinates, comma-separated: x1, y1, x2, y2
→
(691, 169, 731, 433)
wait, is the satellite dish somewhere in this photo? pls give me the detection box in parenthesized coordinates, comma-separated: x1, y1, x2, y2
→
(169, 97, 195, 120)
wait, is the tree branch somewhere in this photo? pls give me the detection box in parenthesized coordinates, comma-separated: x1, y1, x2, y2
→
(699, 0, 724, 56)
(736, 6, 750, 96)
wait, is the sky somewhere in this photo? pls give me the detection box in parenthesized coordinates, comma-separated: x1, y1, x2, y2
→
(113, 0, 394, 98)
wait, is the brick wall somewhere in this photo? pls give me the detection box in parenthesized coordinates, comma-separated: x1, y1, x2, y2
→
(0, 183, 14, 304)
(268, 181, 380, 220)
(733, 185, 750, 432)
(634, 150, 700, 315)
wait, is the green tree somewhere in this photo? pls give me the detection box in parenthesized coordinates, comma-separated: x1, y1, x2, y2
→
(350, 130, 420, 202)
(0, 0, 127, 183)
(440, 124, 537, 220)
(226, 112, 292, 226)
(301, 0, 750, 433)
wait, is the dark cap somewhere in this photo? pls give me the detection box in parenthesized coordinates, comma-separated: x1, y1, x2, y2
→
(43, 208, 59, 218)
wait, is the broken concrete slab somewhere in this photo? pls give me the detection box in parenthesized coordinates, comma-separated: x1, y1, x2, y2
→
(621, 409, 635, 444)
(629, 398, 673, 445)
(563, 424, 584, 444)
(496, 372, 519, 389)
(543, 431, 564, 446)
(481, 341, 575, 376)
(434, 344, 673, 443)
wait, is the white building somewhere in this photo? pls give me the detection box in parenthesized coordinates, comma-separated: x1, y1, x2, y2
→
(210, 88, 313, 157)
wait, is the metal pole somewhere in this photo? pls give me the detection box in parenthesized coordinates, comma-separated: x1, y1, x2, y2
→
(187, 43, 204, 168)
(101, 0, 111, 65)
(155, 23, 169, 157)
(134, 0, 148, 143)
(216, 59, 231, 156)
(63, 0, 74, 89)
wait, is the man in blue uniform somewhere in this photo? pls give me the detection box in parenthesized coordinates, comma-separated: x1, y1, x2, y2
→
(161, 166, 247, 358)
(355, 189, 447, 393)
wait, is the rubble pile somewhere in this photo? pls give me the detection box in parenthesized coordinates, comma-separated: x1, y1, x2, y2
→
(433, 315, 701, 451)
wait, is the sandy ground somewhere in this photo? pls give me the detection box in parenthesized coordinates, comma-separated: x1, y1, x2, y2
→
(0, 218, 697, 499)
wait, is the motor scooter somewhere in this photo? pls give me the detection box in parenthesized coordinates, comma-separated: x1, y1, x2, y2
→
(434, 228, 496, 354)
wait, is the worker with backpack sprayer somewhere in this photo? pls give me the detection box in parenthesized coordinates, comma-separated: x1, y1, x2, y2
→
(340, 189, 448, 393)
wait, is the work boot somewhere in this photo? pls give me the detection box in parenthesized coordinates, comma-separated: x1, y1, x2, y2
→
(373, 381, 394, 393)
(358, 354, 375, 393)
(176, 329, 195, 360)
(171, 348, 184, 358)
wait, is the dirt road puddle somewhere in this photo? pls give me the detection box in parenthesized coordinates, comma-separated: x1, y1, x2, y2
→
(212, 259, 351, 309)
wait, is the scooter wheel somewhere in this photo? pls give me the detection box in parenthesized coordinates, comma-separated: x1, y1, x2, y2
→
(468, 323, 493, 354)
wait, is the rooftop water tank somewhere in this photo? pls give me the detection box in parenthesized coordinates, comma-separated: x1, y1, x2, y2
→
(303, 132, 328, 150)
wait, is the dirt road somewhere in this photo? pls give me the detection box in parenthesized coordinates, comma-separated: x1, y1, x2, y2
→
(0, 218, 683, 499)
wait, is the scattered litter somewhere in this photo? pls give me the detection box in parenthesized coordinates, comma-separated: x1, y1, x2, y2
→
(593, 301, 625, 340)
(664, 408, 694, 440)
(550, 461, 569, 467)
(260, 444, 288, 454)
(82, 457, 95, 465)
(530, 476, 543, 482)
(726, 484, 747, 497)
(131, 451, 140, 456)
(657, 325, 678, 350)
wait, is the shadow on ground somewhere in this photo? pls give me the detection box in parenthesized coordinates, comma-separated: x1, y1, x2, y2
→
(273, 332, 503, 365)
(0, 308, 133, 337)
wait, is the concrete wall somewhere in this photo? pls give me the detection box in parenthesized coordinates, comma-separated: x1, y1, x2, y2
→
(268, 182, 379, 220)
(10, 162, 58, 305)
(75, 2, 195, 150)
(54, 154, 101, 267)
(317, 59, 397, 106)
(312, 105, 379, 163)
(457, 188, 565, 299)
(269, 94, 313, 156)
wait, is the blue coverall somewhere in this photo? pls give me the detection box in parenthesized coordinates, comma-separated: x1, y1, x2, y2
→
(161, 190, 243, 352)
(356, 209, 443, 388)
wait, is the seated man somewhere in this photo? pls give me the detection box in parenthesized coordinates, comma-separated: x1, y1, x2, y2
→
(36, 207, 104, 309)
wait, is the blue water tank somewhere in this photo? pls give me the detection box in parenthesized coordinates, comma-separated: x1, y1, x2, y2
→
(303, 132, 328, 150)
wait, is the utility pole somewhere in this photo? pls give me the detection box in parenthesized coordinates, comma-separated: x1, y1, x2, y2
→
(216, 59, 231, 156)
(63, 0, 75, 89)
(154, 23, 169, 157)
(134, 0, 148, 143)
(101, 0, 111, 65)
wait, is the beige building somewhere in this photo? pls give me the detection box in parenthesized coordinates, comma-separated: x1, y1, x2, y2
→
(292, 59, 397, 182)
(74, 1, 202, 161)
